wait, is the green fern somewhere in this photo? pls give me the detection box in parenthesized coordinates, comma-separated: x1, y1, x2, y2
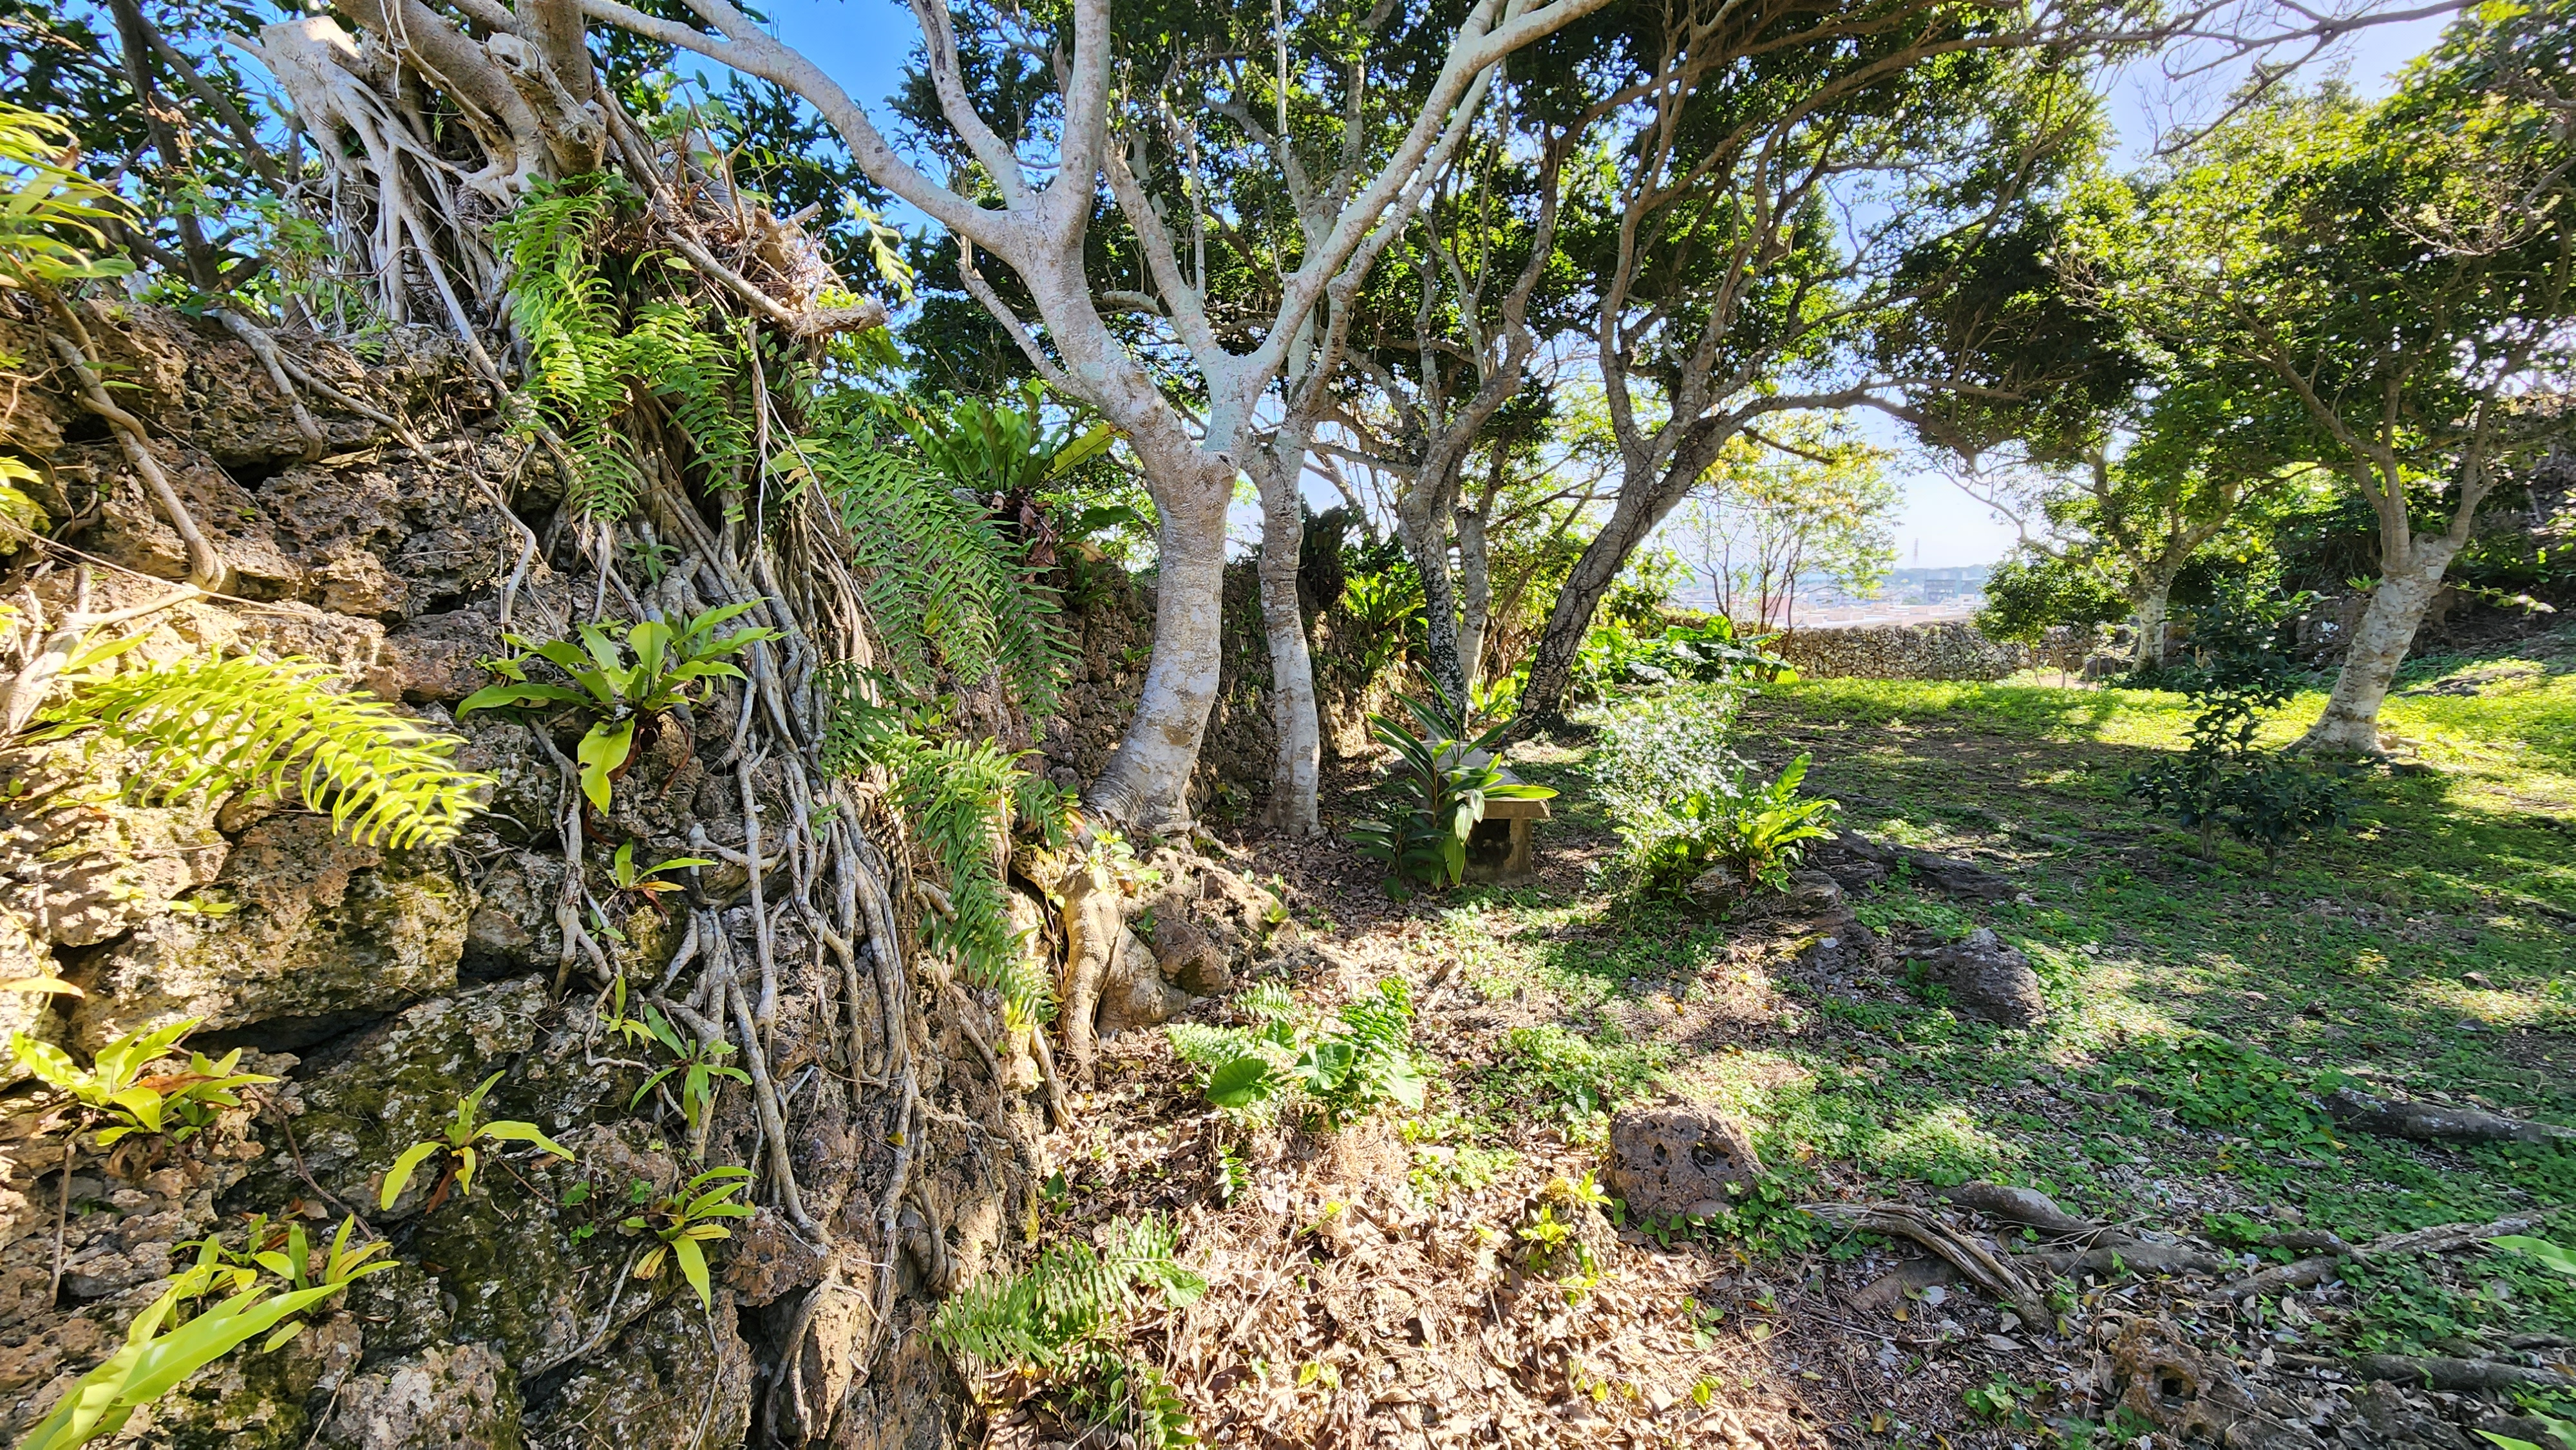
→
(1163, 1021, 1256, 1069)
(491, 177, 751, 520)
(39, 654, 491, 848)
(929, 1216, 1203, 1424)
(818, 673, 1054, 1017)
(888, 735, 1047, 1017)
(630, 300, 753, 495)
(927, 1217, 1203, 1445)
(790, 402, 1067, 715)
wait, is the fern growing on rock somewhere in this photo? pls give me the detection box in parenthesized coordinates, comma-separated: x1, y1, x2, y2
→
(39, 654, 491, 848)
(819, 672, 1056, 1017)
(790, 401, 1067, 716)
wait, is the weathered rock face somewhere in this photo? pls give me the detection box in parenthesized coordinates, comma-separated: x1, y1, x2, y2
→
(0, 305, 1005, 1450)
(309, 1342, 525, 1450)
(1924, 927, 2048, 1028)
(1808, 829, 2016, 901)
(1605, 1106, 1764, 1221)
(70, 825, 471, 1053)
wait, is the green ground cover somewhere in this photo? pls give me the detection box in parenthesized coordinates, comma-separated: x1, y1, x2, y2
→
(1425, 623, 2576, 1361)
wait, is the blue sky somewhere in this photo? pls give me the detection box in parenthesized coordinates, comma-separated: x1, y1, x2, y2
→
(691, 1, 2455, 567)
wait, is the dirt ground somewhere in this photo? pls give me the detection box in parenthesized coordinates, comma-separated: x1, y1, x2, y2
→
(1001, 636, 2576, 1447)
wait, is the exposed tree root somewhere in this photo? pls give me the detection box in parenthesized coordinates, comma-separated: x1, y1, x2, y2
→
(2224, 1213, 2544, 1299)
(2325, 1084, 2576, 1147)
(2346, 1353, 2576, 1394)
(0, 570, 200, 733)
(1803, 1201, 2054, 1325)
(210, 307, 326, 460)
(40, 330, 227, 591)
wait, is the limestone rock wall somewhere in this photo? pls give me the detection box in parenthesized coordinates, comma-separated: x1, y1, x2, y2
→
(0, 303, 1003, 1450)
(1772, 620, 2032, 682)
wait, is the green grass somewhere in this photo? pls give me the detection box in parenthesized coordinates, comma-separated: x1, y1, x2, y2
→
(1417, 622, 2576, 1356)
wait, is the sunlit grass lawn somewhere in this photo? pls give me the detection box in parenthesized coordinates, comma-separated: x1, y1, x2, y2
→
(1433, 621, 2576, 1354)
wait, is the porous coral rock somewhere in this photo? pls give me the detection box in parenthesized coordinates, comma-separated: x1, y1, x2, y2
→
(1606, 1105, 1764, 1220)
(68, 842, 469, 1053)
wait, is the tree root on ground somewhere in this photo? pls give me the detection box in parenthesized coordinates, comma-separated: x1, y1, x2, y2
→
(2224, 1213, 2544, 1299)
(1803, 1201, 2054, 1326)
(2325, 1084, 2576, 1147)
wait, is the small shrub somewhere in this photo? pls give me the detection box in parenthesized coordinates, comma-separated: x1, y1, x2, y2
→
(1590, 683, 1747, 824)
(621, 1165, 755, 1307)
(18, 1214, 390, 1450)
(1963, 1376, 2036, 1423)
(625, 999, 750, 1143)
(2125, 592, 2347, 869)
(10, 1019, 275, 1150)
(379, 1071, 575, 1210)
(1569, 616, 1795, 702)
(1600, 747, 1839, 898)
(459, 603, 779, 810)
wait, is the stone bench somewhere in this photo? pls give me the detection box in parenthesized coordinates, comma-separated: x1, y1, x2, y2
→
(1463, 771, 1549, 885)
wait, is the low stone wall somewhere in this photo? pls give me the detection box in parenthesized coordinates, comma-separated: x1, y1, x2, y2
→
(1773, 620, 2031, 681)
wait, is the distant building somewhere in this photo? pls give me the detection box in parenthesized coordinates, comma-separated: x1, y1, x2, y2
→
(1880, 565, 1990, 605)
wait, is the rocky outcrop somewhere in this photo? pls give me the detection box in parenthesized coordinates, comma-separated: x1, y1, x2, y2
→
(1682, 865, 1844, 919)
(1808, 830, 2016, 901)
(70, 820, 471, 1053)
(309, 1343, 525, 1450)
(1921, 927, 2048, 1028)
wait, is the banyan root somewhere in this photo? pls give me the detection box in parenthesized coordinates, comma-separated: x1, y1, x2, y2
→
(42, 331, 227, 590)
(1947, 1182, 2128, 1242)
(211, 308, 326, 460)
(1803, 1201, 2054, 1326)
(2347, 1353, 2575, 1393)
(2325, 1084, 2576, 1147)
(2031, 1240, 2230, 1277)
(864, 1067, 921, 1365)
(2224, 1212, 2544, 1300)
(1941, 1183, 2231, 1276)
(1057, 859, 1119, 1083)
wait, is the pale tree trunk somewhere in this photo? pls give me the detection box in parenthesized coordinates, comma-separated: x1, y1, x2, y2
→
(1251, 426, 1321, 837)
(2131, 576, 2174, 670)
(1086, 449, 1237, 830)
(1454, 500, 1492, 701)
(2301, 547, 2456, 752)
(2300, 437, 2496, 754)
